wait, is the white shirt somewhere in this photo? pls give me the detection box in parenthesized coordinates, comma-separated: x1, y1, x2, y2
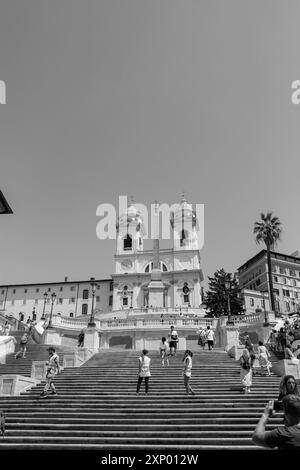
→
(139, 356, 151, 377)
(159, 341, 169, 352)
(206, 329, 214, 341)
(184, 356, 192, 377)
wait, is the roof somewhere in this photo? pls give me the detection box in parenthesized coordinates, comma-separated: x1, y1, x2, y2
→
(238, 249, 300, 272)
(0, 278, 112, 288)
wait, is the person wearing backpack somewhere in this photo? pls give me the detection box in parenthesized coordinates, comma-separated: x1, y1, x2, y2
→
(136, 349, 151, 395)
(15, 332, 28, 359)
(240, 349, 253, 394)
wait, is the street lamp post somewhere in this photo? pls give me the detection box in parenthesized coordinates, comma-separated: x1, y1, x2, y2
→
(47, 292, 56, 329)
(41, 292, 48, 320)
(224, 280, 234, 325)
(262, 291, 269, 326)
(88, 277, 97, 327)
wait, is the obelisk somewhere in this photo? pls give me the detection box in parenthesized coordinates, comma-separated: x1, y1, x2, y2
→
(147, 202, 165, 308)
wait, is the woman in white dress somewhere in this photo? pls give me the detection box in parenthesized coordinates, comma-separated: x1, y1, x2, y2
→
(257, 341, 272, 376)
(240, 349, 252, 394)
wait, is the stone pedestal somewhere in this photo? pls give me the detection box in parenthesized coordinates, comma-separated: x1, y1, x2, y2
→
(272, 359, 300, 379)
(42, 328, 62, 346)
(0, 374, 39, 396)
(83, 327, 100, 350)
(224, 326, 240, 351)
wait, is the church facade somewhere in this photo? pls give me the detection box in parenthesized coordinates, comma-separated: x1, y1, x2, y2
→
(0, 197, 205, 325)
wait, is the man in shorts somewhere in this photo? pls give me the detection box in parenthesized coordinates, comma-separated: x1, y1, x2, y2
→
(40, 347, 61, 398)
(168, 325, 179, 356)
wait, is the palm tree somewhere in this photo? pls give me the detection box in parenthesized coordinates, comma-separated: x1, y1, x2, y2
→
(253, 212, 282, 315)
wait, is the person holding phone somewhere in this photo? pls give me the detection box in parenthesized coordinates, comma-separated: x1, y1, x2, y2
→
(252, 395, 300, 449)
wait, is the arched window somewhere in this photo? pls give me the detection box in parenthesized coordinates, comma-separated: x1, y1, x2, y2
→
(144, 262, 168, 272)
(122, 286, 129, 307)
(123, 234, 132, 250)
(286, 301, 290, 312)
(69, 312, 74, 318)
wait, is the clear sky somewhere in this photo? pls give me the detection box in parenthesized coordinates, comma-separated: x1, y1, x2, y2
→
(1, 0, 300, 288)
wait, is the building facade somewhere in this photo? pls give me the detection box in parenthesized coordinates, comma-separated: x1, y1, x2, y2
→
(112, 198, 204, 311)
(0, 278, 113, 322)
(238, 250, 300, 314)
(0, 197, 205, 323)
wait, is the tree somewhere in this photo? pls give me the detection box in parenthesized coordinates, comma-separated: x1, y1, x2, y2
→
(203, 269, 244, 318)
(253, 212, 282, 315)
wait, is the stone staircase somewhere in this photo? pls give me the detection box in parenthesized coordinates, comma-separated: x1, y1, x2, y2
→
(0, 330, 76, 377)
(0, 348, 283, 449)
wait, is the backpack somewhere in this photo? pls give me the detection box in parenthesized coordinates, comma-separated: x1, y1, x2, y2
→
(242, 358, 250, 370)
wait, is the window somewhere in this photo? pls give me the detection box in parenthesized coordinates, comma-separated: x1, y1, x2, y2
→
(283, 289, 290, 297)
(82, 304, 88, 315)
(184, 294, 189, 303)
(123, 234, 132, 250)
(11, 300, 14, 306)
(82, 289, 89, 300)
(110, 282, 113, 291)
(256, 279, 261, 286)
(280, 268, 285, 274)
(13, 289, 16, 294)
(96, 296, 100, 302)
(58, 298, 63, 304)
(109, 295, 113, 306)
(1, 289, 4, 295)
(48, 287, 51, 292)
(273, 276, 278, 283)
(283, 278, 287, 285)
(69, 312, 74, 318)
(261, 300, 265, 308)
(70, 286, 76, 291)
(24, 289, 27, 293)
(123, 297, 128, 306)
(60, 287, 63, 292)
(274, 289, 280, 296)
(291, 270, 296, 277)
(69, 298, 75, 304)
(286, 302, 290, 312)
(36, 288, 39, 293)
(250, 298, 254, 307)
